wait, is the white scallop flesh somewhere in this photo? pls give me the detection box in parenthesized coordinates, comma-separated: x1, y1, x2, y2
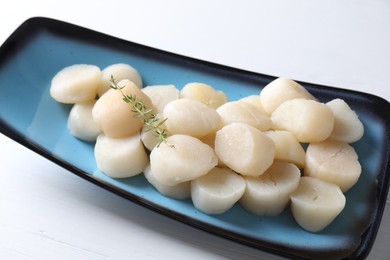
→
(199, 131, 226, 168)
(191, 167, 246, 214)
(141, 113, 168, 151)
(163, 98, 221, 138)
(217, 101, 272, 131)
(143, 164, 191, 200)
(304, 139, 361, 192)
(67, 100, 102, 141)
(50, 64, 101, 103)
(150, 135, 218, 186)
(94, 133, 149, 178)
(265, 130, 306, 169)
(260, 77, 316, 115)
(271, 99, 334, 143)
(180, 82, 227, 109)
(290, 176, 346, 232)
(92, 79, 154, 138)
(237, 95, 267, 114)
(98, 63, 142, 96)
(326, 98, 364, 143)
(215, 122, 275, 177)
(240, 161, 301, 216)
(142, 85, 180, 113)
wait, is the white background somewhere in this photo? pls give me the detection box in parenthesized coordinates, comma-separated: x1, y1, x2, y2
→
(1, 0, 389, 259)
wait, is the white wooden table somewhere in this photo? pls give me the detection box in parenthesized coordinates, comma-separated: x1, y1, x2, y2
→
(1, 1, 389, 259)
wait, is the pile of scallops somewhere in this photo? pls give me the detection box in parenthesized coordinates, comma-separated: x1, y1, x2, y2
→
(50, 63, 364, 232)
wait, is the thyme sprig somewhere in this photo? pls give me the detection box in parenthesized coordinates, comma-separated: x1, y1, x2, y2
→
(109, 75, 170, 147)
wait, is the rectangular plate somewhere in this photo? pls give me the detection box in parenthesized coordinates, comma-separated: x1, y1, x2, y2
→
(1, 17, 389, 259)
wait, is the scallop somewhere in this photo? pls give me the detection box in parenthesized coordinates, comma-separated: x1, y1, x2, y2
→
(94, 133, 149, 178)
(217, 101, 272, 131)
(240, 161, 301, 216)
(238, 95, 267, 114)
(271, 99, 334, 143)
(92, 79, 154, 138)
(180, 82, 227, 109)
(50, 64, 101, 103)
(260, 77, 316, 114)
(163, 98, 221, 138)
(150, 134, 218, 186)
(215, 122, 275, 177)
(326, 98, 364, 143)
(67, 100, 102, 141)
(191, 167, 246, 214)
(142, 85, 180, 113)
(304, 139, 361, 192)
(290, 176, 346, 232)
(140, 113, 168, 151)
(97, 63, 142, 96)
(265, 130, 306, 169)
(144, 164, 191, 200)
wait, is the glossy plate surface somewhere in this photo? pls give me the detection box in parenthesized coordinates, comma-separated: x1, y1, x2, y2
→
(1, 17, 389, 259)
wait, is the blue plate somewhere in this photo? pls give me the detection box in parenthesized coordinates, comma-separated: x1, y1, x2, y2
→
(1, 17, 389, 259)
